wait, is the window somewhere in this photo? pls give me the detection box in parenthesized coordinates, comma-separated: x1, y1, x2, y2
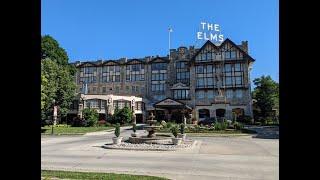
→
(101, 100, 106, 109)
(80, 66, 97, 84)
(136, 86, 139, 93)
(135, 102, 143, 111)
(141, 87, 145, 93)
(101, 65, 121, 82)
(176, 61, 190, 84)
(224, 64, 233, 87)
(196, 65, 215, 88)
(231, 51, 236, 59)
(174, 89, 190, 100)
(154, 95, 166, 101)
(151, 84, 165, 92)
(92, 87, 96, 93)
(235, 90, 242, 98)
(151, 63, 167, 70)
(115, 86, 120, 93)
(102, 87, 106, 93)
(86, 99, 99, 108)
(226, 90, 233, 99)
(131, 86, 135, 93)
(225, 51, 237, 59)
(126, 86, 129, 91)
(207, 90, 215, 99)
(126, 63, 145, 81)
(113, 100, 131, 109)
(196, 90, 205, 99)
(151, 63, 167, 92)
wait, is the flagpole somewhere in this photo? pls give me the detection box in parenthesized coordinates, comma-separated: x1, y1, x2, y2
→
(168, 27, 172, 60)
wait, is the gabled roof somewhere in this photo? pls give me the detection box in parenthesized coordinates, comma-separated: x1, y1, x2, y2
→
(191, 39, 255, 62)
(149, 57, 170, 63)
(77, 62, 98, 67)
(126, 59, 146, 64)
(102, 60, 121, 65)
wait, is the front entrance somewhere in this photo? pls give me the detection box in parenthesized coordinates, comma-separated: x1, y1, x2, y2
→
(198, 109, 210, 120)
(135, 114, 143, 123)
(216, 109, 226, 117)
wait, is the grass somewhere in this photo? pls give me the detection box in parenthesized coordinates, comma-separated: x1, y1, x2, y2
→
(41, 170, 169, 180)
(41, 126, 114, 135)
(158, 127, 256, 135)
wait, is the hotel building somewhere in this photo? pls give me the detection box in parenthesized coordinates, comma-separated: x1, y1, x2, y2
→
(68, 39, 255, 123)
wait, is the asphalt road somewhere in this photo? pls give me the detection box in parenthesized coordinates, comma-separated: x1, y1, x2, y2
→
(41, 126, 279, 180)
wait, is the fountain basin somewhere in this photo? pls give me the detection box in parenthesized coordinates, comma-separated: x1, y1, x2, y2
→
(129, 135, 171, 144)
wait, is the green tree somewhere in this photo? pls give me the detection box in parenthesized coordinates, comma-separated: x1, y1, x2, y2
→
(41, 35, 69, 66)
(252, 75, 279, 119)
(82, 108, 99, 127)
(41, 35, 77, 121)
(112, 106, 133, 124)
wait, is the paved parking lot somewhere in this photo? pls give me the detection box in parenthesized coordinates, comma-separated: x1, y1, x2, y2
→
(41, 127, 278, 180)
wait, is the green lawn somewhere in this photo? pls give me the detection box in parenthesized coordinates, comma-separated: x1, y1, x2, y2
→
(41, 126, 114, 135)
(158, 128, 256, 134)
(41, 170, 169, 180)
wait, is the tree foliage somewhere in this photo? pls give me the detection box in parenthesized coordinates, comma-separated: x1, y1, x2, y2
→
(252, 75, 279, 119)
(41, 35, 77, 121)
(112, 106, 133, 124)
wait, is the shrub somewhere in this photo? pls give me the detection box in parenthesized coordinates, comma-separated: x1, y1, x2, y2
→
(214, 122, 227, 131)
(83, 108, 99, 127)
(132, 124, 136, 133)
(114, 123, 120, 137)
(98, 120, 106, 126)
(71, 118, 87, 127)
(105, 122, 112, 127)
(194, 125, 200, 133)
(166, 122, 174, 129)
(233, 122, 244, 130)
(180, 123, 185, 134)
(171, 126, 178, 138)
(239, 115, 253, 124)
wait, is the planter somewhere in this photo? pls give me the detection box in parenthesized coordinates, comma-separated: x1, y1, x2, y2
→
(131, 133, 138, 137)
(177, 134, 186, 141)
(112, 137, 123, 145)
(172, 137, 182, 145)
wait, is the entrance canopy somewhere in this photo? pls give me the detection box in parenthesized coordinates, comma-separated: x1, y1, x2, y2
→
(154, 98, 192, 110)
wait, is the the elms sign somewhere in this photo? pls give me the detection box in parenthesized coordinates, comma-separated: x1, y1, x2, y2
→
(197, 21, 224, 43)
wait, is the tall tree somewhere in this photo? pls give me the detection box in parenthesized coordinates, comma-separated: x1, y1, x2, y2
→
(41, 35, 76, 121)
(41, 35, 69, 66)
(252, 75, 279, 119)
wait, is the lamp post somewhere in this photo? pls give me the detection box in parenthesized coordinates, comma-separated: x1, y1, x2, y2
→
(80, 96, 86, 119)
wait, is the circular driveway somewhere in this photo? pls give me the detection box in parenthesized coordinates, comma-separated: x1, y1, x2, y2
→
(41, 127, 278, 180)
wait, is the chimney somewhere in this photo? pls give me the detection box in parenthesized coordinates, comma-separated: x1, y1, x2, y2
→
(241, 41, 248, 53)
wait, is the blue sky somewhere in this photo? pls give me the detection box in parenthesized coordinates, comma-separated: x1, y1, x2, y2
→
(41, 0, 278, 82)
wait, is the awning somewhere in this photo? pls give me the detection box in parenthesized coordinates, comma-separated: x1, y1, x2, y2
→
(153, 98, 192, 111)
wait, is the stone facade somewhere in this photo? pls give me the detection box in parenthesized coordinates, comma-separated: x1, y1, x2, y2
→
(69, 39, 255, 122)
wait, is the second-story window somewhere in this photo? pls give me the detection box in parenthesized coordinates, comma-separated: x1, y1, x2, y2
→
(151, 62, 167, 92)
(173, 89, 190, 100)
(196, 65, 215, 88)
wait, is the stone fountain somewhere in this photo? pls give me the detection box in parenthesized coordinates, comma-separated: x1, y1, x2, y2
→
(144, 112, 162, 138)
(129, 112, 168, 144)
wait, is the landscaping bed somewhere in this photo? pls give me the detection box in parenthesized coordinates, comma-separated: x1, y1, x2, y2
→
(41, 170, 168, 180)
